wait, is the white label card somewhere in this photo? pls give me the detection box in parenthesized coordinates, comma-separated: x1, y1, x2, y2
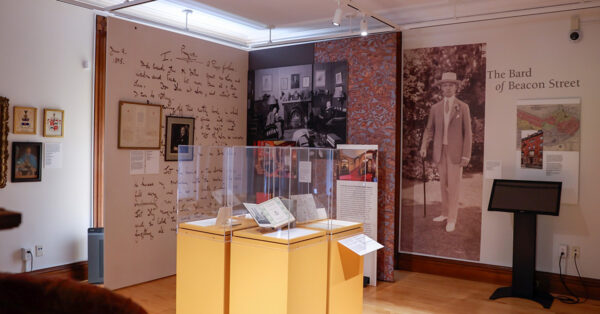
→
(130, 151, 145, 175)
(44, 143, 63, 169)
(338, 234, 383, 256)
(298, 161, 312, 183)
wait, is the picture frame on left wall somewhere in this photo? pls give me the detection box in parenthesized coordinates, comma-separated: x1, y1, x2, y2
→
(43, 109, 64, 137)
(13, 106, 37, 135)
(11, 142, 42, 182)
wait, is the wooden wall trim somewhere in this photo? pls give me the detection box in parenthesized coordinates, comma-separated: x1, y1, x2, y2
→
(93, 15, 107, 228)
(393, 31, 402, 271)
(29, 261, 88, 281)
(397, 253, 600, 300)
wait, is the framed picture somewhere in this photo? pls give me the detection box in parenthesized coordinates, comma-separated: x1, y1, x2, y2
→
(13, 106, 37, 135)
(315, 70, 326, 87)
(280, 77, 289, 90)
(118, 101, 162, 149)
(262, 74, 272, 91)
(335, 72, 343, 85)
(291, 74, 300, 89)
(43, 109, 64, 137)
(302, 76, 310, 88)
(11, 142, 42, 182)
(165, 116, 194, 161)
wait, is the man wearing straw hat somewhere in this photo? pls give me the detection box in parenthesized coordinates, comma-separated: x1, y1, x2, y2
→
(420, 72, 472, 232)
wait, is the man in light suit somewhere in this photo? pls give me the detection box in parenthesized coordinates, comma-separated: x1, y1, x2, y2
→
(420, 72, 472, 232)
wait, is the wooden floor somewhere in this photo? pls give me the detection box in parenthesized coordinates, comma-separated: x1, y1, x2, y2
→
(115, 271, 600, 314)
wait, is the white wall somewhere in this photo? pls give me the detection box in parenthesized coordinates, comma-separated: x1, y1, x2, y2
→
(0, 0, 93, 272)
(402, 8, 600, 279)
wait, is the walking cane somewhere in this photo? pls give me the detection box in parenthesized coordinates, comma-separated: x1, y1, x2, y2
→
(420, 131, 427, 218)
(422, 155, 427, 218)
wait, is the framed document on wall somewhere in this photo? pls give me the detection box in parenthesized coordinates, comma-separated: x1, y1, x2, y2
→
(118, 101, 162, 149)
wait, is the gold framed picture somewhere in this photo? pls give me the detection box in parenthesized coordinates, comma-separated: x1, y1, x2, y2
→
(43, 109, 64, 137)
(13, 106, 37, 135)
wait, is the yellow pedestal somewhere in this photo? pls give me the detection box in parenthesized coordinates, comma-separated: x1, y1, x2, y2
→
(176, 218, 257, 314)
(303, 220, 364, 314)
(229, 227, 328, 314)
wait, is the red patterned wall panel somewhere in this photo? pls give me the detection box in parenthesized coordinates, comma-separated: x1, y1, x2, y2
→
(315, 33, 400, 281)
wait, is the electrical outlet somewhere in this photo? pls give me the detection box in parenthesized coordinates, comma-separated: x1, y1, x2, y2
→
(572, 246, 581, 258)
(21, 248, 32, 261)
(35, 245, 43, 257)
(559, 244, 568, 258)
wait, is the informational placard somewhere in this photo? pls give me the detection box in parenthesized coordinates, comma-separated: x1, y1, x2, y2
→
(144, 150, 159, 174)
(298, 161, 312, 183)
(130, 150, 160, 175)
(515, 98, 580, 204)
(44, 143, 63, 169)
(338, 234, 384, 256)
(130, 151, 145, 175)
(484, 160, 502, 179)
(336, 144, 378, 286)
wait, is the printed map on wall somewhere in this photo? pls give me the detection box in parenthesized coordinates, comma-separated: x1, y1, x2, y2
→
(517, 104, 580, 151)
(515, 98, 580, 204)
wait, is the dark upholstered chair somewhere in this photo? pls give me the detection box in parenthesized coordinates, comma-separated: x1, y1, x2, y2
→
(0, 273, 147, 314)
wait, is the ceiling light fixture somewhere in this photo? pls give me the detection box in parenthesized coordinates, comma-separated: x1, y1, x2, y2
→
(183, 9, 192, 31)
(332, 0, 342, 26)
(267, 25, 275, 44)
(104, 0, 156, 12)
(360, 14, 368, 36)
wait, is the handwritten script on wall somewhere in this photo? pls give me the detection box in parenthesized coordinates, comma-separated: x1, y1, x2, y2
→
(109, 34, 245, 243)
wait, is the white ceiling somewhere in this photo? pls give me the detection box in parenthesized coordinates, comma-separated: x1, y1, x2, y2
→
(63, 0, 600, 49)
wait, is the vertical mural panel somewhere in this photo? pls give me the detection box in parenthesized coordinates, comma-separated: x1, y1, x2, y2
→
(315, 33, 399, 281)
(401, 43, 486, 261)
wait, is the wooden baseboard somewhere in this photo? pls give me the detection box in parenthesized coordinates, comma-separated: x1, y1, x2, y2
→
(29, 261, 88, 281)
(397, 253, 600, 300)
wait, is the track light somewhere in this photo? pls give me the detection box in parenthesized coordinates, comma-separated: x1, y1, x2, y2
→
(333, 8, 342, 26)
(332, 0, 342, 26)
(360, 14, 368, 36)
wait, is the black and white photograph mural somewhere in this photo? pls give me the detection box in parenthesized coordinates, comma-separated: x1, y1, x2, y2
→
(401, 43, 486, 261)
(247, 61, 348, 148)
(247, 64, 312, 144)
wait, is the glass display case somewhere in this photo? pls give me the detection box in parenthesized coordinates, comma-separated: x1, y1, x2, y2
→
(176, 145, 337, 314)
(176, 145, 375, 314)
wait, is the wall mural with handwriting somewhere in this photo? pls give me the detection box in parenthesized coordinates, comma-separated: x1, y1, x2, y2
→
(105, 18, 248, 278)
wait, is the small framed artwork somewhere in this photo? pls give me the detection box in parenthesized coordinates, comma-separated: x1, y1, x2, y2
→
(165, 116, 195, 161)
(11, 142, 42, 182)
(118, 101, 162, 149)
(262, 74, 272, 91)
(43, 109, 64, 137)
(302, 76, 310, 88)
(335, 72, 343, 85)
(13, 106, 37, 135)
(280, 77, 289, 90)
(315, 70, 326, 87)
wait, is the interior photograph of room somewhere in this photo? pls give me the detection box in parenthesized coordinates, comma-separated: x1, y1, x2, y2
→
(2, 0, 600, 313)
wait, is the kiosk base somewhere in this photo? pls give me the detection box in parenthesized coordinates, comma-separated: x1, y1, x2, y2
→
(490, 286, 554, 309)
